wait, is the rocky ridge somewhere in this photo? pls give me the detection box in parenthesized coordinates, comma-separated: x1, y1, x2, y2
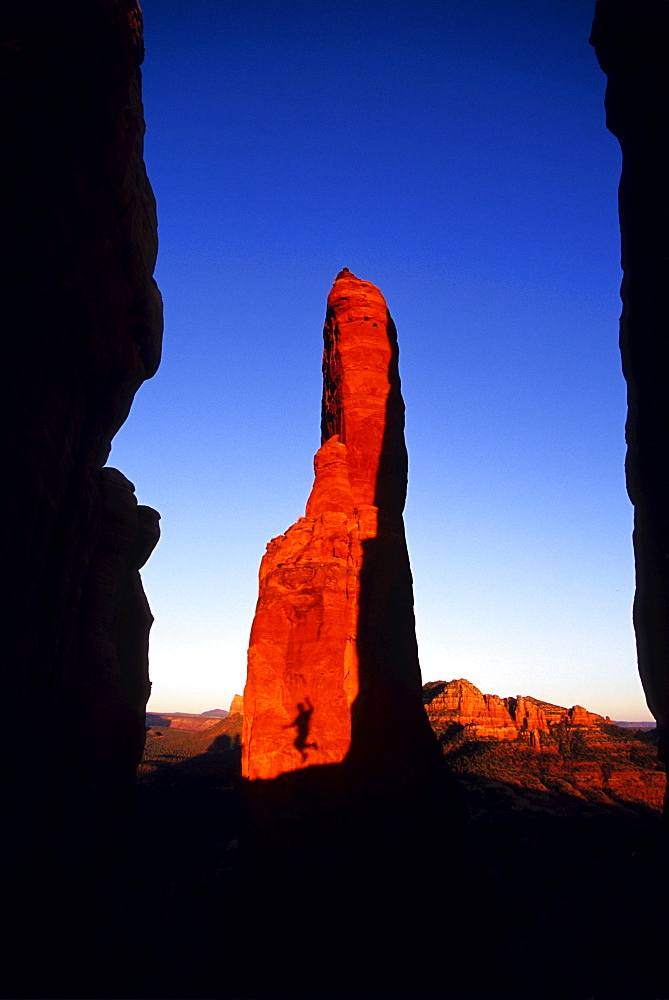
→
(146, 714, 223, 732)
(425, 678, 664, 810)
(146, 698, 241, 731)
(424, 678, 605, 746)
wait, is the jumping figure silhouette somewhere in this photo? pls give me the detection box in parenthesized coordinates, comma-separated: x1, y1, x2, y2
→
(288, 697, 318, 761)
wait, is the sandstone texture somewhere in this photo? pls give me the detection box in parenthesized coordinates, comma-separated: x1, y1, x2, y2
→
(228, 693, 244, 715)
(243, 269, 429, 782)
(423, 679, 609, 748)
(591, 2, 669, 783)
(423, 678, 546, 742)
(426, 679, 665, 810)
(2, 3, 161, 994)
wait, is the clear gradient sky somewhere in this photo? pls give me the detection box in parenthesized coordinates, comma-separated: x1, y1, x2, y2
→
(109, 0, 653, 721)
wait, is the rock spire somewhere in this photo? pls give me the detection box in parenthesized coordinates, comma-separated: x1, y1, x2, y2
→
(239, 271, 475, 999)
(243, 268, 427, 781)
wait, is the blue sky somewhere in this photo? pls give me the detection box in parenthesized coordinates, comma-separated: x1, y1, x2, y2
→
(110, 0, 652, 720)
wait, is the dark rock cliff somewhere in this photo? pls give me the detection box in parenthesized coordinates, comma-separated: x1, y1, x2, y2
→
(1, 2, 162, 994)
(590, 3, 669, 786)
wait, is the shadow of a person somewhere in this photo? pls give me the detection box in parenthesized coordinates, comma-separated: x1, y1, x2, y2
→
(289, 697, 318, 761)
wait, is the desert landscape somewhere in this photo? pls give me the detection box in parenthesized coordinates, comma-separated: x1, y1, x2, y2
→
(129, 680, 665, 998)
(3, 2, 669, 999)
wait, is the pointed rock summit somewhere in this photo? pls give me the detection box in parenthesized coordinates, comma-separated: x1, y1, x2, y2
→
(243, 269, 429, 781)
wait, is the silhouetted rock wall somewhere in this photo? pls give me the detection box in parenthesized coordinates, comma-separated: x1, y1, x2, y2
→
(2, 2, 162, 994)
(591, 2, 669, 781)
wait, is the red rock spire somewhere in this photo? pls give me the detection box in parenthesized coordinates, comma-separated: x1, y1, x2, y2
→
(318, 268, 407, 510)
(240, 273, 471, 1000)
(242, 269, 420, 781)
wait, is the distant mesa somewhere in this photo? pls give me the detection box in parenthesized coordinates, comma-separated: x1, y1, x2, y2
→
(423, 677, 608, 748)
(145, 695, 242, 730)
(145, 712, 222, 732)
(426, 678, 664, 810)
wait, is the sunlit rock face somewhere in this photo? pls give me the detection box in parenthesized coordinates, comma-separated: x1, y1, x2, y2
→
(423, 678, 547, 741)
(228, 693, 244, 715)
(426, 679, 666, 810)
(423, 679, 613, 746)
(424, 679, 624, 749)
(243, 269, 423, 780)
(591, 2, 669, 783)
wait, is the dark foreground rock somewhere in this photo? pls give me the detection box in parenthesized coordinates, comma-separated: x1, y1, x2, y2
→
(591, 0, 669, 786)
(2, 3, 162, 996)
(126, 690, 666, 999)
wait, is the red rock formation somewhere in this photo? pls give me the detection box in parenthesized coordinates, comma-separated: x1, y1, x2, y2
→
(567, 704, 604, 727)
(243, 481, 360, 778)
(243, 268, 425, 781)
(425, 679, 665, 810)
(241, 272, 473, 1000)
(424, 679, 550, 743)
(591, 3, 669, 785)
(228, 694, 244, 716)
(2, 4, 161, 994)
(423, 678, 520, 740)
(509, 694, 552, 734)
(424, 680, 614, 750)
